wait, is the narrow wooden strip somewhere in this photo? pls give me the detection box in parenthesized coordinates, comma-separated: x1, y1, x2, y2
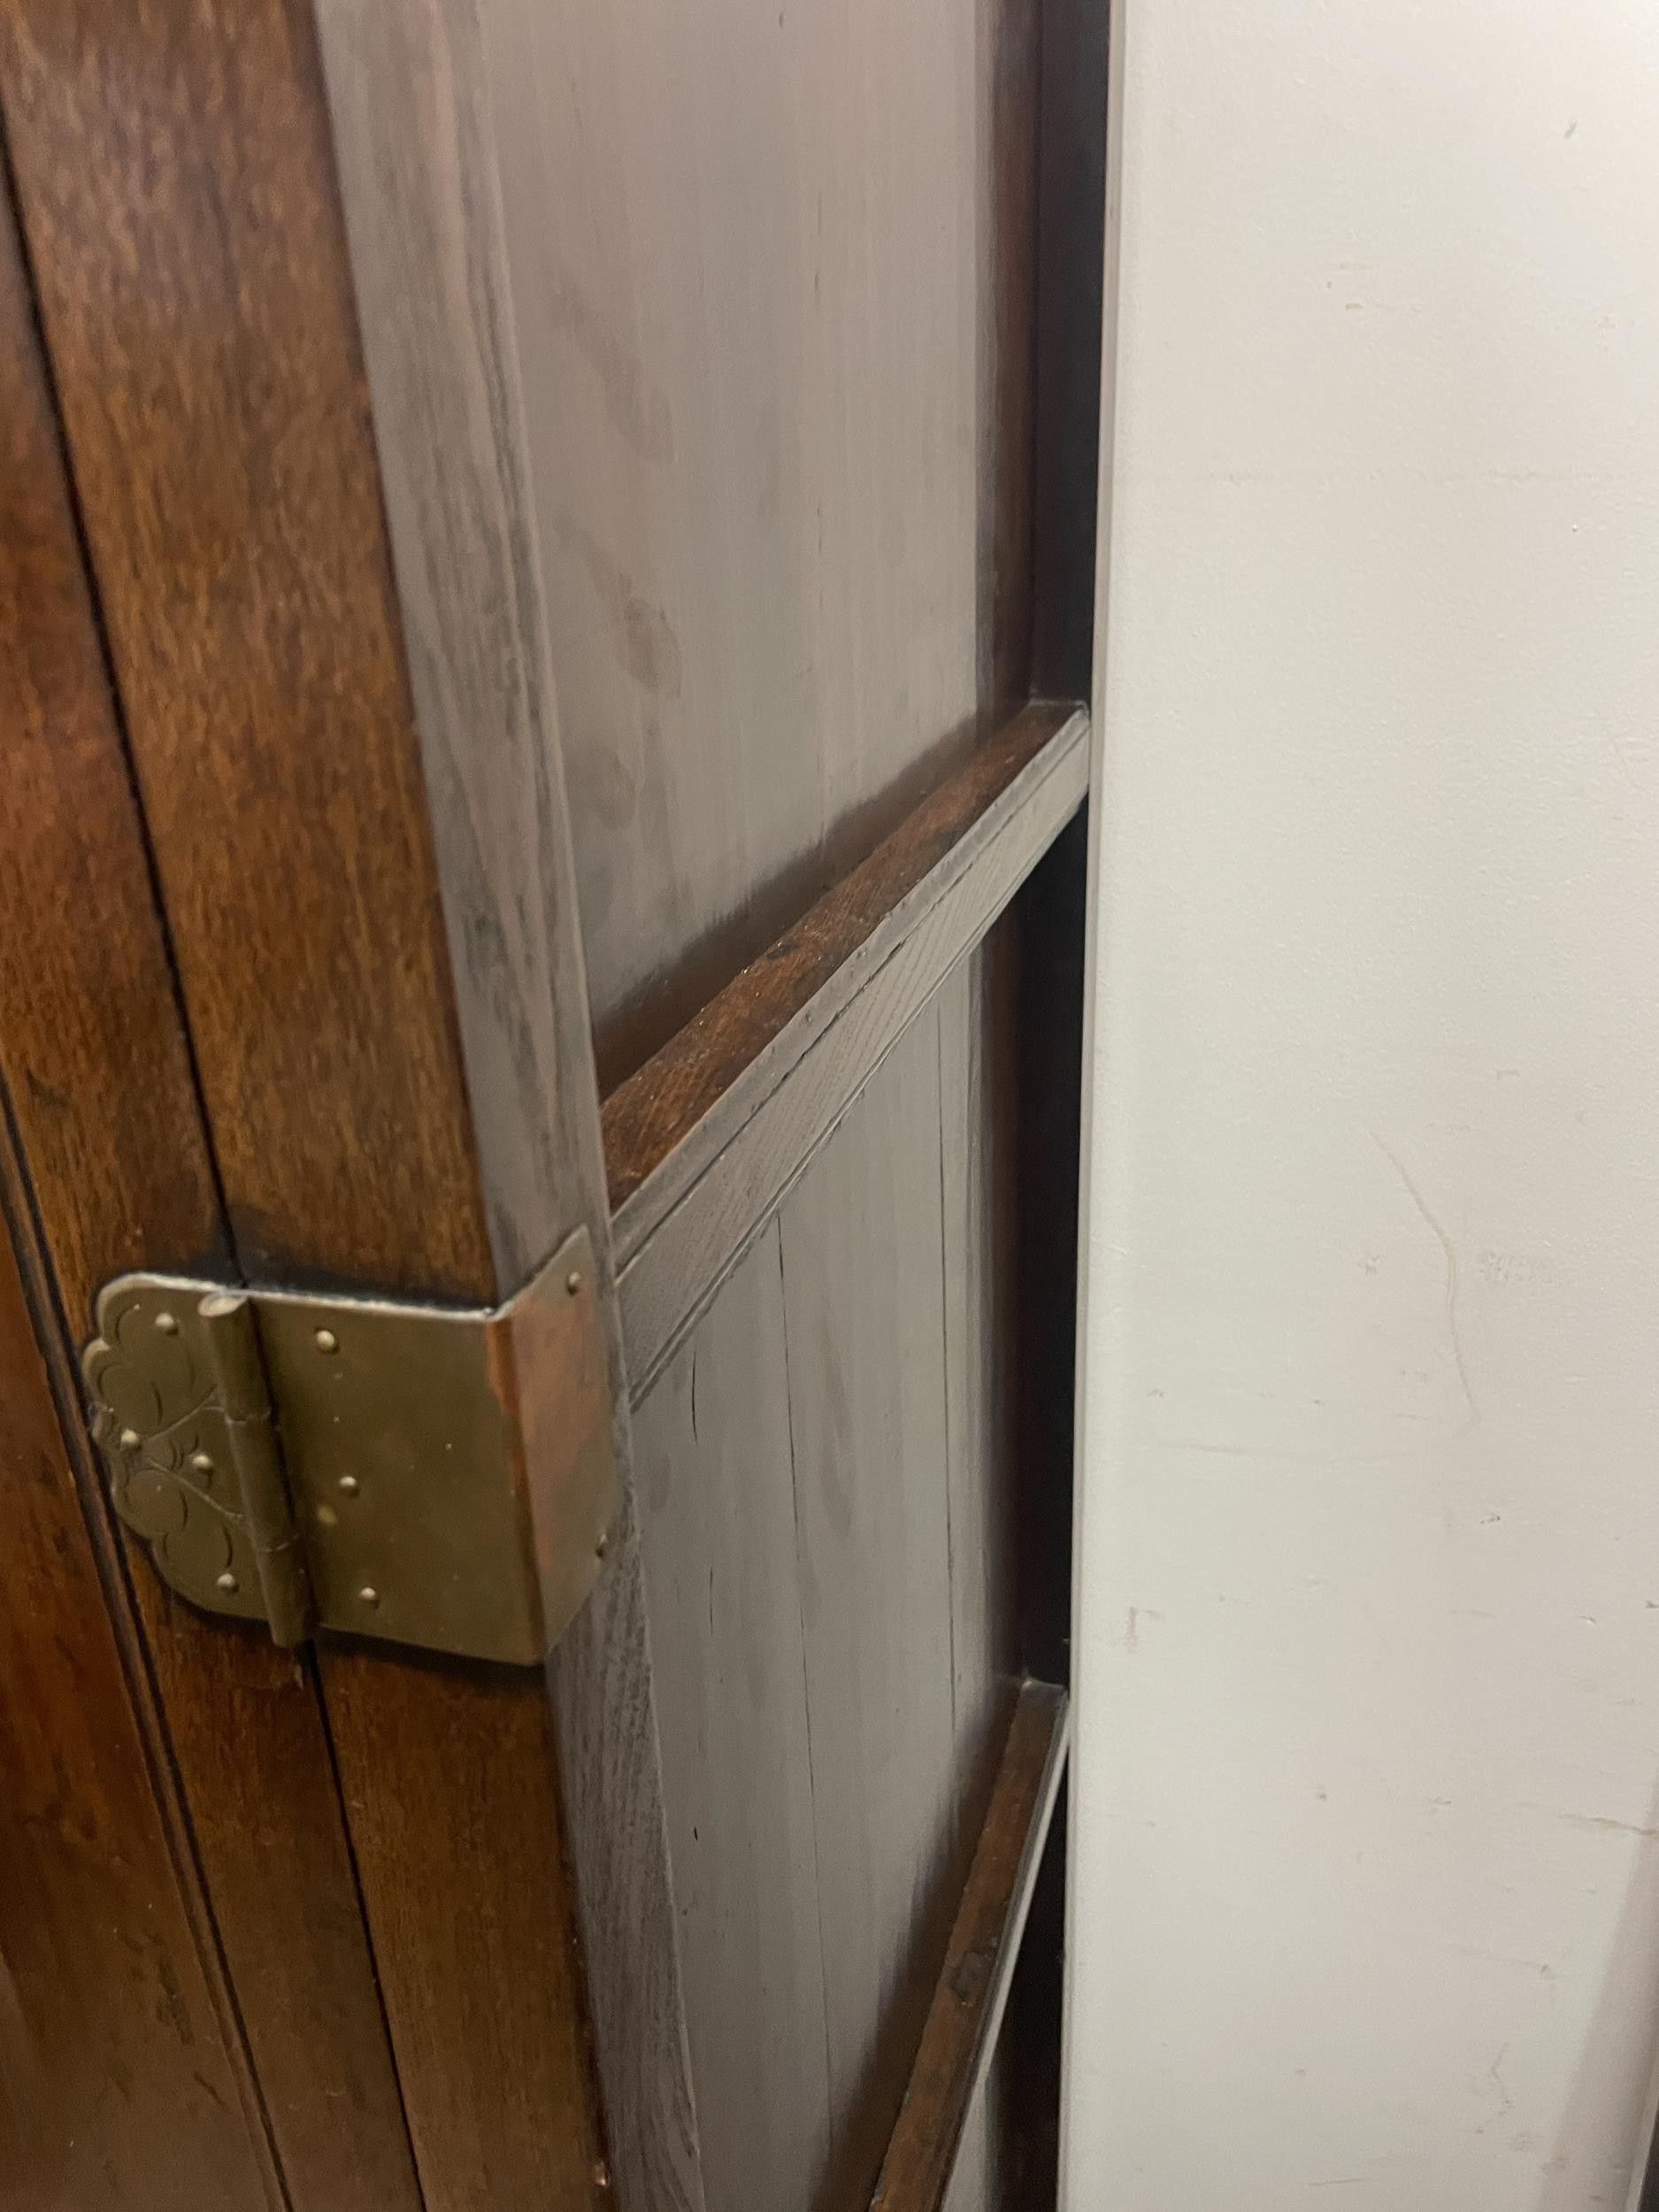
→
(310, 6, 710, 2205)
(608, 699, 1086, 1247)
(618, 712, 1089, 1402)
(870, 1680, 1071, 2212)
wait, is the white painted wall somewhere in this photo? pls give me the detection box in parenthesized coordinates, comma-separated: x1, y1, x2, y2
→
(1064, 3, 1659, 2206)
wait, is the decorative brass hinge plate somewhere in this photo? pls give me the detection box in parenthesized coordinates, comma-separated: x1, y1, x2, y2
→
(81, 1227, 618, 1666)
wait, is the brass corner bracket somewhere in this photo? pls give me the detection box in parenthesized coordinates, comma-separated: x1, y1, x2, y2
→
(81, 1227, 618, 1667)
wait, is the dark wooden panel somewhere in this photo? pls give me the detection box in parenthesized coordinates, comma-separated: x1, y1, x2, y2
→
(870, 1683, 1070, 2212)
(0, 159, 420, 2212)
(0, 9, 623, 2207)
(472, 0, 1044, 1080)
(634, 1223, 833, 2212)
(778, 1018, 964, 2209)
(616, 717, 1087, 1400)
(0, 0, 492, 1299)
(0, 1162, 271, 2212)
(605, 703, 1083, 1225)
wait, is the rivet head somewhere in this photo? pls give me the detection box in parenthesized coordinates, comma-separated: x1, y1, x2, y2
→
(595, 1529, 611, 1561)
(337, 1473, 360, 1496)
(119, 1427, 142, 1450)
(215, 1571, 238, 1594)
(154, 1310, 179, 1335)
(565, 1270, 582, 1296)
(313, 1327, 339, 1355)
(188, 1450, 213, 1474)
(357, 1586, 380, 1608)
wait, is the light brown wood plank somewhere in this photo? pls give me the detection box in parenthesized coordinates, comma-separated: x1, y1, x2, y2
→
(779, 1022, 962, 2208)
(634, 1224, 833, 2212)
(606, 702, 1083, 1226)
(617, 711, 1087, 1400)
(870, 1683, 1071, 2212)
(0, 147, 421, 2212)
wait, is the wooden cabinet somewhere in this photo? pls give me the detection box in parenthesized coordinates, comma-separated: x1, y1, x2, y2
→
(0, 0, 1110, 2204)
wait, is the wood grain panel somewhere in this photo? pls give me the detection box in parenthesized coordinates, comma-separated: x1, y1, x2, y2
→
(778, 1019, 963, 2210)
(477, 0, 1042, 1080)
(0, 1163, 271, 2212)
(634, 1224, 833, 2212)
(0, 157, 420, 2212)
(0, 0, 492, 1299)
(1, 9, 625, 2207)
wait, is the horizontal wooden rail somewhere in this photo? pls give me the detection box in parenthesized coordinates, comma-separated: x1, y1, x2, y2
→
(871, 1679, 1071, 2212)
(610, 700, 1089, 1400)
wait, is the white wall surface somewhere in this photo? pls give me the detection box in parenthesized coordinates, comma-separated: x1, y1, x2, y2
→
(1064, 3, 1659, 2206)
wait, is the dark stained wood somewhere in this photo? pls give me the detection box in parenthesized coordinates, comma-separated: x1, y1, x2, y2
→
(870, 1683, 1070, 2212)
(457, 0, 1050, 1086)
(0, 0, 492, 1300)
(604, 702, 1081, 1219)
(615, 712, 1088, 1401)
(633, 1223, 833, 2212)
(310, 0, 600, 1298)
(323, 1654, 607, 2209)
(307, 5, 710, 2199)
(0, 1161, 272, 2212)
(778, 1019, 964, 2212)
(0, 163, 420, 2212)
(0, 8, 624, 2207)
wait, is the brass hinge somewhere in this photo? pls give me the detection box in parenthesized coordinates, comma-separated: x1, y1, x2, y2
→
(81, 1227, 618, 1666)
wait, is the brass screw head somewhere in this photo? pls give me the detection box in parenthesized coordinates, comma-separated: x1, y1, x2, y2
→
(337, 1473, 360, 1495)
(188, 1451, 213, 1474)
(119, 1427, 141, 1450)
(154, 1311, 179, 1335)
(357, 1586, 380, 1608)
(215, 1571, 238, 1594)
(314, 1327, 339, 1355)
(566, 1270, 582, 1296)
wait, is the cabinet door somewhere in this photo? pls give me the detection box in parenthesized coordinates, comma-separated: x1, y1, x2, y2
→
(0, 0, 1110, 2206)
